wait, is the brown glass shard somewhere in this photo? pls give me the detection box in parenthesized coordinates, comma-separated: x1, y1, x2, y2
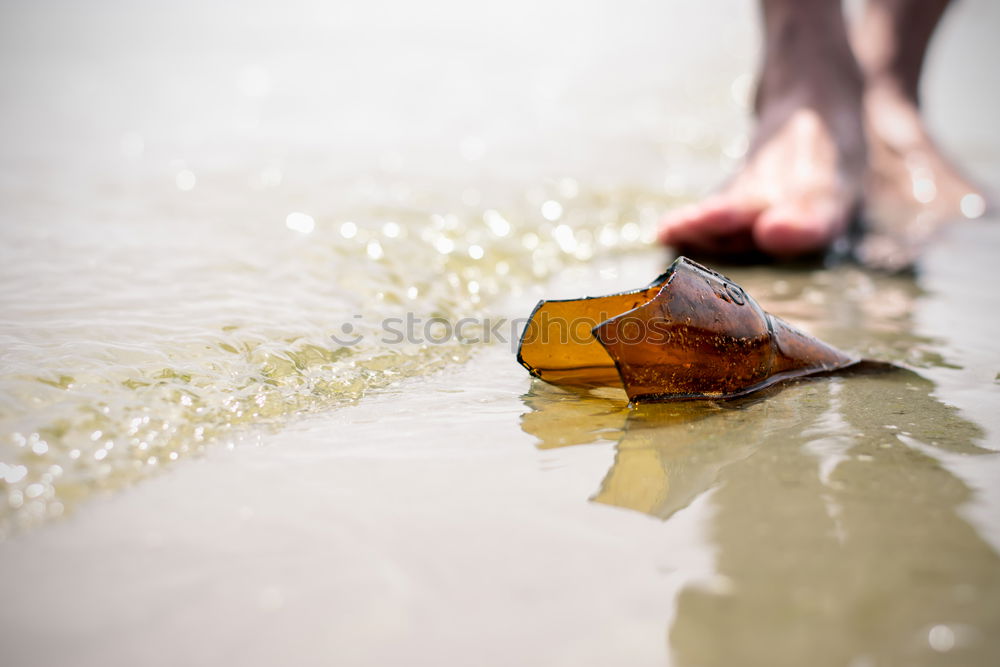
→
(517, 256, 858, 402)
(517, 271, 671, 385)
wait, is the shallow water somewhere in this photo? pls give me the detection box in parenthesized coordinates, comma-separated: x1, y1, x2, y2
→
(1, 0, 728, 534)
(0, 175, 670, 533)
(3, 242, 999, 667)
(2, 0, 1000, 665)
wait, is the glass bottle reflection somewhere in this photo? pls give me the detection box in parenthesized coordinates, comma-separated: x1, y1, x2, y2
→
(519, 266, 1000, 666)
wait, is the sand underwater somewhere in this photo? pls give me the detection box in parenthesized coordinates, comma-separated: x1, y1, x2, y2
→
(1, 1, 999, 665)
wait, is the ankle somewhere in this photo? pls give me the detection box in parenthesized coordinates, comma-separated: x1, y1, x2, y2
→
(756, 66, 863, 116)
(864, 79, 929, 152)
(863, 70, 920, 108)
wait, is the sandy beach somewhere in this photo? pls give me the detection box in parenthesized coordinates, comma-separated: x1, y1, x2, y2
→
(2, 1, 999, 665)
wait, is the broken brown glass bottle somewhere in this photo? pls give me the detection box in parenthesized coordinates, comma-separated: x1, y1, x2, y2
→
(517, 256, 858, 402)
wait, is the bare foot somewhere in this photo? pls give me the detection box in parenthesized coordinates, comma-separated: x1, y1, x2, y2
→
(858, 80, 988, 269)
(865, 83, 984, 217)
(658, 102, 865, 259)
(849, 0, 989, 270)
(658, 0, 867, 260)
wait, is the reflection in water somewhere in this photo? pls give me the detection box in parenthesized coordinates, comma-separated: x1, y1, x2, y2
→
(519, 268, 1000, 665)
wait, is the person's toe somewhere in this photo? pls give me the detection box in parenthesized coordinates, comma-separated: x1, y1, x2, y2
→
(657, 203, 698, 244)
(658, 196, 762, 248)
(753, 199, 848, 258)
